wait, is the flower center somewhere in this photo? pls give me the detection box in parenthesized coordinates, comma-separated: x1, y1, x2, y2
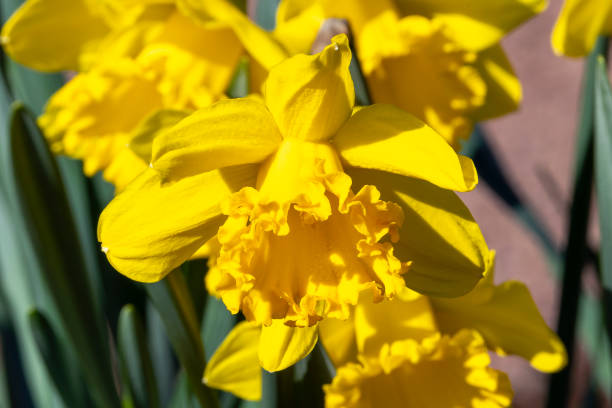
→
(207, 139, 409, 327)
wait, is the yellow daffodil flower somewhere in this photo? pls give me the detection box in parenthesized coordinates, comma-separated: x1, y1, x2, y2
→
(99, 35, 489, 364)
(272, 0, 546, 149)
(1, 0, 285, 190)
(551, 0, 612, 57)
(203, 252, 565, 403)
(319, 251, 566, 372)
(324, 330, 513, 408)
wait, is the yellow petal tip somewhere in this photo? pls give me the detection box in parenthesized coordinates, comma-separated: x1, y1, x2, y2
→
(101, 246, 109, 254)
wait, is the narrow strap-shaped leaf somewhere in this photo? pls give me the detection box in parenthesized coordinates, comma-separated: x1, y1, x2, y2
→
(201, 296, 238, 408)
(168, 371, 200, 408)
(146, 270, 218, 408)
(7, 103, 119, 408)
(260, 370, 278, 408)
(202, 296, 237, 361)
(118, 305, 160, 408)
(28, 309, 88, 408)
(594, 55, 612, 362)
(146, 301, 176, 406)
(547, 36, 609, 408)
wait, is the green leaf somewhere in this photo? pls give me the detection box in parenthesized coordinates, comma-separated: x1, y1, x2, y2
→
(5, 103, 119, 408)
(226, 57, 250, 99)
(168, 371, 200, 408)
(117, 305, 160, 408)
(146, 270, 218, 408)
(146, 301, 175, 406)
(202, 296, 237, 361)
(594, 54, 612, 398)
(4, 61, 63, 114)
(28, 309, 89, 408)
(182, 260, 208, 324)
(595, 56, 612, 294)
(254, 0, 279, 30)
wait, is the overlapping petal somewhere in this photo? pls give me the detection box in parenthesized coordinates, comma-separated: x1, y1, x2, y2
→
(432, 254, 567, 373)
(203, 321, 261, 401)
(353, 289, 437, 357)
(396, 0, 548, 51)
(152, 98, 282, 182)
(348, 168, 488, 297)
(318, 317, 358, 368)
(264, 34, 354, 142)
(128, 109, 191, 162)
(177, 0, 288, 70)
(259, 321, 319, 372)
(97, 164, 258, 282)
(471, 45, 522, 122)
(333, 104, 477, 192)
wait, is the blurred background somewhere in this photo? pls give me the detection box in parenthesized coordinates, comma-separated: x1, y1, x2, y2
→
(459, 0, 610, 406)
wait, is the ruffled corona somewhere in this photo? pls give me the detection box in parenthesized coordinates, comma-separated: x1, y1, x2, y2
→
(360, 14, 486, 147)
(38, 34, 229, 190)
(207, 139, 409, 327)
(324, 330, 513, 408)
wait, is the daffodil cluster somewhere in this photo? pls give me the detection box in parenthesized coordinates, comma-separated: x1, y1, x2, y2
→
(270, 0, 546, 148)
(1, 0, 286, 189)
(204, 252, 565, 406)
(1, 0, 569, 406)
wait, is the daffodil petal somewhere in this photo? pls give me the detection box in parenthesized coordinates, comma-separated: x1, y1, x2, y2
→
(258, 321, 318, 372)
(397, 0, 547, 51)
(177, 0, 288, 69)
(471, 45, 522, 122)
(190, 236, 219, 260)
(274, 1, 323, 55)
(432, 280, 567, 373)
(1, 0, 109, 71)
(334, 104, 477, 192)
(551, 0, 612, 57)
(264, 33, 354, 142)
(349, 168, 488, 297)
(98, 164, 258, 282)
(129, 109, 191, 162)
(152, 98, 281, 182)
(354, 289, 438, 357)
(203, 321, 262, 401)
(319, 317, 358, 368)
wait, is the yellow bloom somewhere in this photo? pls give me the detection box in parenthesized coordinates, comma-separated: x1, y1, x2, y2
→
(324, 330, 513, 408)
(551, 0, 612, 57)
(319, 251, 566, 372)
(1, 0, 283, 190)
(272, 0, 546, 148)
(202, 252, 565, 400)
(99, 35, 487, 332)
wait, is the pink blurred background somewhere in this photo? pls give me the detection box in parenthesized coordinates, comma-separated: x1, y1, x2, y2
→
(463, 0, 609, 406)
